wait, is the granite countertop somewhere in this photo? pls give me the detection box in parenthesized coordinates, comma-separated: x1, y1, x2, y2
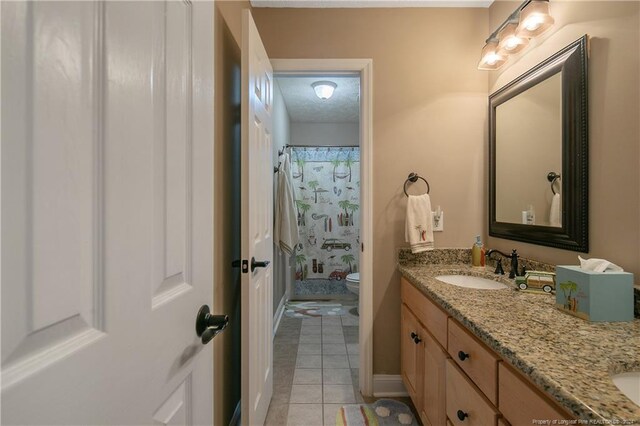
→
(397, 250, 640, 422)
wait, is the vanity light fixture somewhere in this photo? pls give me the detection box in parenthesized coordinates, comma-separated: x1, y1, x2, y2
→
(311, 81, 337, 100)
(478, 0, 554, 70)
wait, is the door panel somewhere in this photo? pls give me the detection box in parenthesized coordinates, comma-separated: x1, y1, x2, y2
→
(1, 2, 214, 424)
(241, 9, 274, 426)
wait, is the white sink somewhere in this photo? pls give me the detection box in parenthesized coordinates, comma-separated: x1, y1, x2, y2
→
(611, 372, 640, 406)
(435, 275, 508, 290)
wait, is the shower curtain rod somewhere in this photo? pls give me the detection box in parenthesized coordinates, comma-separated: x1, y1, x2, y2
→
(285, 144, 359, 148)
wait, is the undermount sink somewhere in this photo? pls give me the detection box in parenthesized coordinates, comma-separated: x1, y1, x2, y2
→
(611, 372, 640, 406)
(435, 274, 508, 290)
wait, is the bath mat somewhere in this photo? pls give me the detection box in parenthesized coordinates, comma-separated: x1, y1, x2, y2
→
(336, 399, 418, 426)
(284, 301, 349, 318)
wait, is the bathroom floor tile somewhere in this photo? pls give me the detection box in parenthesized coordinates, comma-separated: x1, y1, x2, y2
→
(293, 369, 322, 385)
(323, 384, 355, 404)
(302, 317, 322, 325)
(322, 369, 352, 385)
(323, 404, 344, 426)
(322, 334, 345, 344)
(297, 344, 322, 355)
(289, 385, 323, 403)
(296, 354, 322, 369)
(348, 354, 360, 368)
(322, 325, 344, 335)
(301, 325, 322, 335)
(346, 343, 359, 355)
(287, 404, 323, 426)
(265, 403, 289, 426)
(323, 354, 349, 369)
(322, 343, 347, 355)
(321, 317, 342, 326)
(299, 334, 322, 344)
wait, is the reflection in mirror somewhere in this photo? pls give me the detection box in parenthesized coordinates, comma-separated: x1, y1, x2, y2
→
(495, 72, 562, 227)
(489, 35, 589, 252)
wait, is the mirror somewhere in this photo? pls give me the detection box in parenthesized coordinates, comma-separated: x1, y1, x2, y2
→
(489, 35, 589, 252)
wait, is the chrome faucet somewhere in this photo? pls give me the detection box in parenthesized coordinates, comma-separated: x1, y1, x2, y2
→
(485, 249, 519, 279)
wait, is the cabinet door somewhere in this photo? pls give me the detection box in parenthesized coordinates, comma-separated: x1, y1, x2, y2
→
(421, 331, 448, 426)
(401, 304, 424, 410)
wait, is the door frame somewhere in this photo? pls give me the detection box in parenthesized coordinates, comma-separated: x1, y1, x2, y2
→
(271, 58, 373, 397)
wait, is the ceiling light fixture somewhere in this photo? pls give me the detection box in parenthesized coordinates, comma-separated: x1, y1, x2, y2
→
(311, 81, 337, 100)
(478, 0, 554, 71)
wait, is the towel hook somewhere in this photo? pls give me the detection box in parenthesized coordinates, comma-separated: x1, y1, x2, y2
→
(403, 172, 430, 197)
(547, 172, 561, 195)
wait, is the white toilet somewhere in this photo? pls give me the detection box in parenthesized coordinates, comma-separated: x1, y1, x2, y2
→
(346, 273, 360, 316)
(346, 272, 359, 295)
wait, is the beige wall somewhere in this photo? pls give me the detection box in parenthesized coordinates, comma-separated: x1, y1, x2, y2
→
(487, 1, 640, 276)
(252, 7, 489, 375)
(213, 1, 251, 425)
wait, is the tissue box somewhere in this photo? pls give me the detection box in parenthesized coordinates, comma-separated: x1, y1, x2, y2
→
(555, 265, 634, 322)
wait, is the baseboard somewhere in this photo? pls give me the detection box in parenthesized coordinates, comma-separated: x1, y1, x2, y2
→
(273, 293, 287, 336)
(228, 400, 241, 426)
(372, 374, 408, 397)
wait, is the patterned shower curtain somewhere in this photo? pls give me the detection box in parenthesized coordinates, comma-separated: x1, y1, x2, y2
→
(291, 147, 360, 282)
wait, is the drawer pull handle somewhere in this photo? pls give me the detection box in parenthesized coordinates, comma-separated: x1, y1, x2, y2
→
(413, 335, 422, 344)
(458, 351, 470, 361)
(410, 332, 417, 339)
(456, 410, 469, 421)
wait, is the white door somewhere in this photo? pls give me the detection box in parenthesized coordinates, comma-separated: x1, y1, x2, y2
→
(1, 2, 215, 424)
(240, 9, 274, 426)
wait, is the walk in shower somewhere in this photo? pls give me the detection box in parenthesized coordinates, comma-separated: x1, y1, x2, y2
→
(290, 146, 360, 299)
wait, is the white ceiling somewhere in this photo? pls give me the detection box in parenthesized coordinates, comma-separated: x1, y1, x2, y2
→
(251, 0, 493, 8)
(276, 76, 360, 123)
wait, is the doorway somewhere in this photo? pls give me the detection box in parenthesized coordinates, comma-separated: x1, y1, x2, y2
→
(270, 60, 372, 418)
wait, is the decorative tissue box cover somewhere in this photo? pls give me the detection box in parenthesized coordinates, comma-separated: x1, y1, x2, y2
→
(555, 265, 634, 322)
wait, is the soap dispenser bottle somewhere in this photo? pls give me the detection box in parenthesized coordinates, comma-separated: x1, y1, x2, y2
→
(472, 235, 485, 267)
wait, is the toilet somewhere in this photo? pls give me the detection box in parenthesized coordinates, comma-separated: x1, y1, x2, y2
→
(346, 273, 359, 316)
(346, 272, 359, 295)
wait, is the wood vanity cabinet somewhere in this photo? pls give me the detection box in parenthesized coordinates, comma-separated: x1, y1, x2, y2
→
(400, 277, 572, 426)
(401, 279, 448, 426)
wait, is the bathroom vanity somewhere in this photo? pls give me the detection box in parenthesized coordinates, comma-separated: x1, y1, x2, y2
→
(397, 250, 640, 425)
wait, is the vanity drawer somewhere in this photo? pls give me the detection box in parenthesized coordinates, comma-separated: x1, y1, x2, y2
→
(499, 363, 571, 426)
(401, 277, 448, 346)
(447, 318, 500, 404)
(446, 359, 499, 426)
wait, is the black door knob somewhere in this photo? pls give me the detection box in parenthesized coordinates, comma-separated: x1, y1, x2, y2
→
(251, 257, 270, 272)
(410, 332, 417, 339)
(195, 305, 228, 345)
(413, 335, 422, 344)
(458, 350, 470, 361)
(457, 410, 469, 421)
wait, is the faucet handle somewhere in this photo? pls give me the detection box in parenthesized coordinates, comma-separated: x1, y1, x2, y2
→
(495, 259, 505, 275)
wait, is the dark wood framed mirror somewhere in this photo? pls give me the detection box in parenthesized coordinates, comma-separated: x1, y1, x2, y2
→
(489, 35, 589, 252)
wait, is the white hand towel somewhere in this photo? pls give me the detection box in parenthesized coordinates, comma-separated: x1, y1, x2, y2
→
(274, 153, 299, 255)
(549, 193, 561, 227)
(578, 256, 624, 273)
(405, 194, 434, 253)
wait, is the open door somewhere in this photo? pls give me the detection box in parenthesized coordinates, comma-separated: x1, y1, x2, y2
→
(240, 9, 274, 426)
(1, 2, 215, 424)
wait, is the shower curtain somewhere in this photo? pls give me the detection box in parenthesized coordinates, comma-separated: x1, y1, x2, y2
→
(291, 147, 360, 291)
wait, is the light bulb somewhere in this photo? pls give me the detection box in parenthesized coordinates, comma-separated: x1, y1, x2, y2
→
(524, 15, 544, 31)
(486, 53, 500, 65)
(504, 37, 520, 51)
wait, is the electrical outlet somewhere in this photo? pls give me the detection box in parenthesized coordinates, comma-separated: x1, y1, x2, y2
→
(432, 210, 444, 232)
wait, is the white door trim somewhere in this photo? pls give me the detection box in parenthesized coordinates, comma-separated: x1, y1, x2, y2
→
(270, 58, 373, 397)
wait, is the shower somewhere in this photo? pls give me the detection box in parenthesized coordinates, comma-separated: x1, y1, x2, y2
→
(290, 145, 360, 299)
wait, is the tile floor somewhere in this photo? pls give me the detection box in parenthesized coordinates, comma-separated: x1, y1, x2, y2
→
(266, 311, 363, 426)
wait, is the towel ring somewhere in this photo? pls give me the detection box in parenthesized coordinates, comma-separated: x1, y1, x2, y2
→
(547, 172, 561, 195)
(403, 173, 430, 197)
